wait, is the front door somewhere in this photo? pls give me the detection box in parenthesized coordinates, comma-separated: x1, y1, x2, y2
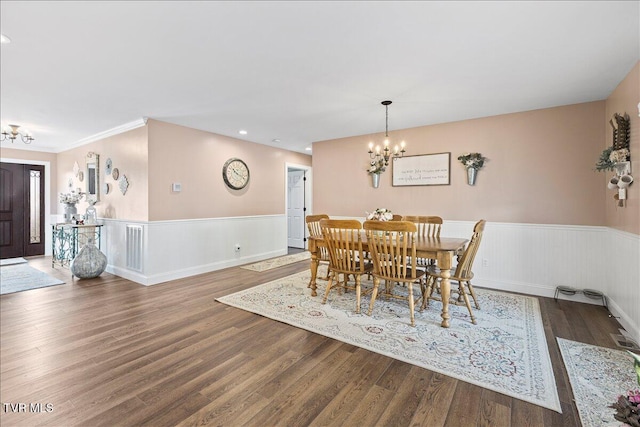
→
(0, 163, 46, 258)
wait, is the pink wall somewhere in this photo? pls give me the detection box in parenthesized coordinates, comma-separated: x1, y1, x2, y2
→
(56, 126, 149, 221)
(147, 119, 311, 221)
(604, 62, 639, 235)
(313, 101, 606, 226)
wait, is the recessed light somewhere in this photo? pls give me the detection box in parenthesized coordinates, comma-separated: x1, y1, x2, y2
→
(0, 34, 11, 44)
(238, 130, 248, 135)
(305, 147, 312, 151)
(272, 139, 281, 143)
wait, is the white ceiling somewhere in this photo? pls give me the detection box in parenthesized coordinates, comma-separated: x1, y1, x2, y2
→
(1, 1, 638, 154)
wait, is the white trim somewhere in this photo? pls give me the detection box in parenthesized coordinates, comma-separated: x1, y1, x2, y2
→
(285, 162, 312, 249)
(62, 118, 148, 152)
(100, 215, 288, 286)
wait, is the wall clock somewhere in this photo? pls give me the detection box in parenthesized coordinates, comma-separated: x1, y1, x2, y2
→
(222, 158, 250, 190)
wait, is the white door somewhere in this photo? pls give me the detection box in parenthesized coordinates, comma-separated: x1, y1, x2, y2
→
(287, 170, 305, 248)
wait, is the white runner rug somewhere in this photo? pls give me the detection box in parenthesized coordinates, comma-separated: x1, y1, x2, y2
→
(217, 270, 562, 412)
(557, 338, 638, 427)
(0, 257, 28, 266)
(240, 252, 310, 272)
(1, 263, 65, 295)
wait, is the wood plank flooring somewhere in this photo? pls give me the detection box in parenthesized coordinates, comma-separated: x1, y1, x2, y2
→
(0, 255, 625, 426)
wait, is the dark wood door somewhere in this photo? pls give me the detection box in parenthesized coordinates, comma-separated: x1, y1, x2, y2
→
(0, 163, 46, 259)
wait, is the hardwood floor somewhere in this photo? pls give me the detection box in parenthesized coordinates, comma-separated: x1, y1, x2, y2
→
(0, 256, 625, 426)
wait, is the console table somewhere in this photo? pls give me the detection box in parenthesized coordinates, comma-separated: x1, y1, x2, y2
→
(51, 223, 103, 268)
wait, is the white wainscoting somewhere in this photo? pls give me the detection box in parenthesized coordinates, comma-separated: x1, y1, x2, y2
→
(341, 217, 639, 343)
(97, 215, 638, 344)
(101, 215, 288, 286)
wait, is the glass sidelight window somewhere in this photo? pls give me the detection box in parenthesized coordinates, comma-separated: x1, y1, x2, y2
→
(29, 169, 41, 244)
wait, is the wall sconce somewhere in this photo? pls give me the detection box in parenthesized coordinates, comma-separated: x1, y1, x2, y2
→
(1, 124, 34, 144)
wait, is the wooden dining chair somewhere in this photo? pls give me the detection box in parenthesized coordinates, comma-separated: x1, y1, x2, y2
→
(306, 214, 330, 282)
(320, 219, 373, 314)
(391, 214, 403, 221)
(363, 220, 426, 327)
(401, 215, 443, 237)
(421, 219, 486, 324)
(402, 215, 443, 268)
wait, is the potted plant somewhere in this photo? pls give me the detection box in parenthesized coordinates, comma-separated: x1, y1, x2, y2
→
(457, 152, 486, 185)
(610, 351, 640, 426)
(367, 159, 386, 188)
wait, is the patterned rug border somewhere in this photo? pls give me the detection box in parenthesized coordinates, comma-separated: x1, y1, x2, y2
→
(217, 270, 562, 412)
(557, 337, 638, 427)
(240, 252, 310, 272)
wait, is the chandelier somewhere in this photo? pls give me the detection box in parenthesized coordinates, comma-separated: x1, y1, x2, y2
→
(368, 100, 405, 166)
(1, 124, 34, 144)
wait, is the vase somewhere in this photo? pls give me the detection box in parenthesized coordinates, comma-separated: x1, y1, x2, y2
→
(466, 167, 477, 186)
(85, 204, 97, 224)
(371, 173, 380, 188)
(64, 203, 77, 223)
(70, 243, 107, 279)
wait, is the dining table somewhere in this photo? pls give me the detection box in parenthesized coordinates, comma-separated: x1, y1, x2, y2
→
(307, 234, 468, 328)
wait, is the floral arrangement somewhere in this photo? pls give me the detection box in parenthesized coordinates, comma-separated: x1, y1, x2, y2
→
(59, 190, 84, 205)
(368, 159, 386, 174)
(596, 147, 630, 172)
(366, 208, 393, 221)
(610, 351, 640, 426)
(457, 153, 486, 170)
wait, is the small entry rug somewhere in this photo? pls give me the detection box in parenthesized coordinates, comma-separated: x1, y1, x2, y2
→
(217, 270, 562, 412)
(240, 252, 310, 272)
(557, 338, 638, 427)
(0, 257, 28, 266)
(1, 263, 65, 295)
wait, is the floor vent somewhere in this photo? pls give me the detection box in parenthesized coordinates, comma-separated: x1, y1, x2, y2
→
(610, 333, 640, 352)
(126, 225, 143, 272)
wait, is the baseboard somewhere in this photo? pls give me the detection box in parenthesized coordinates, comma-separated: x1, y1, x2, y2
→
(108, 248, 288, 286)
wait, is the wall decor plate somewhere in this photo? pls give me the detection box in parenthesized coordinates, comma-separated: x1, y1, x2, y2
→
(112, 168, 119, 180)
(78, 171, 84, 182)
(103, 182, 110, 195)
(105, 158, 112, 175)
(73, 161, 80, 177)
(119, 175, 129, 195)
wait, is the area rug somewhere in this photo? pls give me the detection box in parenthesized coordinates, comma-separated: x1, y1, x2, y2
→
(240, 252, 310, 272)
(217, 270, 562, 412)
(0, 257, 28, 266)
(557, 338, 638, 427)
(0, 263, 65, 295)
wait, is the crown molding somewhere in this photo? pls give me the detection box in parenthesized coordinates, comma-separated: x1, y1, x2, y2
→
(60, 117, 148, 152)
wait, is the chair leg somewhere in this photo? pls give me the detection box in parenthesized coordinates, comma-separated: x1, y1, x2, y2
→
(467, 281, 480, 309)
(355, 275, 362, 314)
(322, 272, 335, 304)
(421, 275, 435, 310)
(459, 282, 476, 324)
(367, 277, 381, 316)
(408, 281, 415, 327)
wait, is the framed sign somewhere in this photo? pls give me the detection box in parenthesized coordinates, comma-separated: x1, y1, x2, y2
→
(392, 152, 451, 186)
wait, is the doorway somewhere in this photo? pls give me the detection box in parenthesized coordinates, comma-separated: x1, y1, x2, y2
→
(286, 164, 312, 250)
(0, 162, 46, 258)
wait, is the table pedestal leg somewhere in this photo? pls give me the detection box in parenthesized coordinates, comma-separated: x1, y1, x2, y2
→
(308, 241, 319, 297)
(437, 251, 453, 328)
